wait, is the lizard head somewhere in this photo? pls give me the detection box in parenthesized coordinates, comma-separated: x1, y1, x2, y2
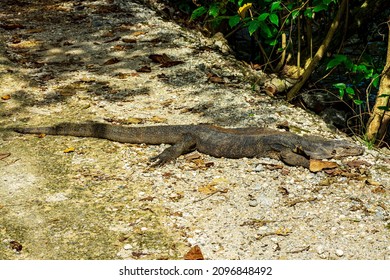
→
(303, 140, 364, 159)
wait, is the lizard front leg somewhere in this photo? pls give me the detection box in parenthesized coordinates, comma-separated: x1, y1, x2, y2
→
(279, 149, 310, 168)
(149, 134, 197, 166)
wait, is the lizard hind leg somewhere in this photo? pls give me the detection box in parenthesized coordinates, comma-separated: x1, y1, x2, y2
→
(149, 134, 197, 166)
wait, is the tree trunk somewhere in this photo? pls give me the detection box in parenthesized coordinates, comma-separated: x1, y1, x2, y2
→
(286, 0, 348, 101)
(365, 19, 390, 144)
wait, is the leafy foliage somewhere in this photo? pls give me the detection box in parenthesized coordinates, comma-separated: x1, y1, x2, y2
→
(175, 0, 388, 140)
(327, 54, 382, 106)
(189, 0, 342, 67)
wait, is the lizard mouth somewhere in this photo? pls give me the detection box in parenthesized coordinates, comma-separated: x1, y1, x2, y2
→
(304, 142, 364, 159)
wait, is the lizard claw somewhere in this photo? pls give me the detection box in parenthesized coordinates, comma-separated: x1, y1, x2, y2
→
(149, 154, 170, 167)
(149, 158, 162, 167)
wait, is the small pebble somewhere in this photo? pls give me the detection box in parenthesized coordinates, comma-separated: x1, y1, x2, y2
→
(254, 165, 264, 172)
(317, 245, 325, 255)
(259, 226, 268, 232)
(335, 249, 344, 257)
(124, 244, 132, 250)
(187, 238, 196, 246)
(249, 200, 258, 207)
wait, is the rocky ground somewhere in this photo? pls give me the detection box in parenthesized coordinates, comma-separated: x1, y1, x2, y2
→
(0, 0, 389, 260)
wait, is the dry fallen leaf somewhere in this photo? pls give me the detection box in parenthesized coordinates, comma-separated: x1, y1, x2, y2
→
(149, 54, 170, 64)
(1, 94, 11, 100)
(103, 57, 121, 65)
(149, 54, 184, 67)
(112, 45, 126, 51)
(198, 177, 229, 194)
(275, 227, 292, 236)
(371, 186, 386, 194)
(150, 116, 167, 123)
(161, 99, 174, 107)
(101, 31, 115, 37)
(184, 152, 202, 161)
(139, 196, 155, 202)
(209, 177, 229, 185)
(264, 84, 278, 96)
(136, 65, 151, 73)
(131, 31, 146, 36)
(0, 23, 24, 30)
(184, 245, 204, 260)
(265, 163, 284, 170)
(169, 192, 184, 202)
(309, 159, 338, 172)
(365, 179, 382, 187)
(122, 38, 137, 43)
(0, 153, 11, 160)
(9, 240, 23, 252)
(10, 39, 41, 49)
(207, 73, 225, 84)
(198, 184, 218, 195)
(323, 169, 343, 176)
(126, 117, 144, 124)
(63, 147, 75, 153)
(116, 72, 138, 79)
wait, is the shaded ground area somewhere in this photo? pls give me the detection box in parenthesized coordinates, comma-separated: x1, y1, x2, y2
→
(0, 0, 389, 260)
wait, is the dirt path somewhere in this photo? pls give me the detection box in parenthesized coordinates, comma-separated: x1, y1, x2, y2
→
(0, 0, 389, 260)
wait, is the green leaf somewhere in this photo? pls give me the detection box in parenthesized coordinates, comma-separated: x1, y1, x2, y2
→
(190, 6, 207, 21)
(291, 10, 300, 20)
(372, 74, 380, 88)
(326, 55, 347, 70)
(356, 64, 368, 74)
(338, 89, 345, 98)
(365, 68, 374, 79)
(229, 14, 241, 28)
(304, 8, 313, 19)
(344, 58, 354, 70)
(346, 87, 355, 96)
(333, 83, 347, 98)
(265, 38, 278, 46)
(259, 21, 273, 38)
(269, 13, 279, 26)
(270, 1, 282, 12)
(258, 12, 269, 21)
(313, 4, 328, 12)
(333, 83, 346, 89)
(208, 3, 220, 17)
(353, 99, 364, 105)
(248, 20, 261, 36)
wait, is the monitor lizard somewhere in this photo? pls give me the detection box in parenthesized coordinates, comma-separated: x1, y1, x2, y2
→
(13, 122, 364, 169)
